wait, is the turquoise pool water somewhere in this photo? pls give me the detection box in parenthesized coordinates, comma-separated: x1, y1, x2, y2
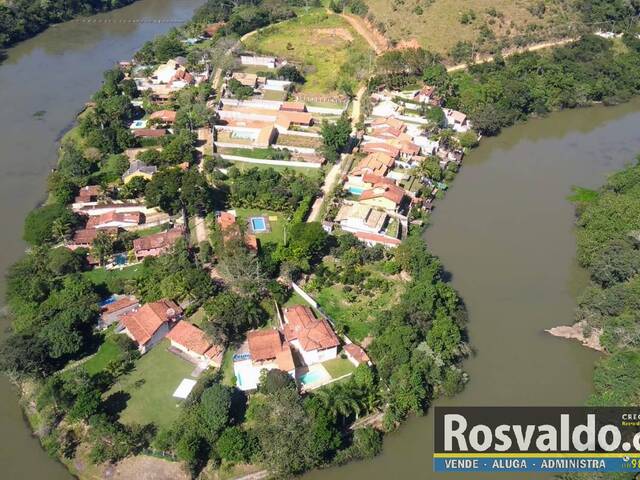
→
(250, 217, 267, 232)
(114, 253, 127, 265)
(300, 370, 325, 385)
(348, 186, 365, 195)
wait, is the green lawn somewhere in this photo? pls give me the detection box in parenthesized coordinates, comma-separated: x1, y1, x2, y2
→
(84, 336, 125, 376)
(242, 10, 372, 94)
(220, 347, 237, 387)
(323, 357, 356, 379)
(234, 208, 286, 245)
(262, 90, 288, 101)
(107, 340, 196, 428)
(83, 264, 145, 288)
(231, 161, 323, 178)
(135, 225, 167, 237)
(284, 291, 307, 307)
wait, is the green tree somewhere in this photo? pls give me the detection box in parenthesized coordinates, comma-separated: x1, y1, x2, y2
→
(91, 231, 114, 266)
(320, 115, 351, 162)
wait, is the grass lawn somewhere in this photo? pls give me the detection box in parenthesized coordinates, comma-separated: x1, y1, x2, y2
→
(220, 347, 237, 387)
(234, 208, 286, 245)
(83, 335, 125, 376)
(83, 264, 145, 288)
(323, 357, 356, 379)
(262, 90, 288, 101)
(107, 340, 195, 428)
(284, 291, 308, 307)
(243, 10, 372, 94)
(135, 225, 167, 237)
(364, 0, 574, 56)
(276, 134, 322, 149)
(231, 160, 323, 179)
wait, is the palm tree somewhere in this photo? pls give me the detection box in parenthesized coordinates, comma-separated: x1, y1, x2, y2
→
(51, 217, 71, 244)
(91, 231, 114, 266)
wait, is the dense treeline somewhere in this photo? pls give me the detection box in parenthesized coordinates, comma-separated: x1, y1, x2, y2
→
(369, 32, 640, 137)
(0, 0, 137, 48)
(447, 35, 640, 136)
(571, 159, 640, 407)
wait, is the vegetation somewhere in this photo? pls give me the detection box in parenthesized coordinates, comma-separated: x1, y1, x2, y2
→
(0, 0, 137, 48)
(242, 10, 373, 94)
(570, 159, 640, 407)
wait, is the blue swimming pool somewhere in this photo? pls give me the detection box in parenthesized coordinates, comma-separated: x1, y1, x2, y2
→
(348, 186, 365, 195)
(250, 217, 267, 233)
(98, 295, 117, 308)
(299, 370, 325, 385)
(114, 253, 127, 266)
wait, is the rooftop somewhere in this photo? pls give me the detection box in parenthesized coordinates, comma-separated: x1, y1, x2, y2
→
(283, 305, 340, 352)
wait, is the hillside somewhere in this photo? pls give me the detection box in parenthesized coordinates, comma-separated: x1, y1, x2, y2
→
(361, 0, 578, 58)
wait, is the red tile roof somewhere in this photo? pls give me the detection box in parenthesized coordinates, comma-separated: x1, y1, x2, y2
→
(283, 305, 340, 352)
(280, 102, 307, 112)
(75, 185, 102, 202)
(167, 321, 222, 359)
(149, 110, 177, 123)
(361, 142, 400, 158)
(86, 211, 142, 228)
(121, 299, 181, 346)
(71, 227, 119, 246)
(354, 231, 402, 246)
(344, 343, 370, 363)
(362, 173, 396, 186)
(102, 296, 139, 315)
(247, 329, 286, 363)
(133, 227, 183, 255)
(360, 185, 406, 206)
(350, 152, 395, 177)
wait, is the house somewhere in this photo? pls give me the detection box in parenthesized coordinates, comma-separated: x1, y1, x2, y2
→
(361, 142, 400, 159)
(231, 72, 258, 88)
(360, 184, 407, 213)
(69, 227, 119, 249)
(100, 295, 140, 329)
(398, 141, 421, 159)
(153, 59, 181, 83)
(256, 126, 277, 148)
(280, 102, 307, 113)
(346, 152, 396, 193)
(344, 343, 371, 366)
(234, 329, 296, 391)
(282, 305, 340, 366)
(216, 211, 259, 251)
(149, 109, 177, 125)
(74, 185, 102, 204)
(443, 108, 470, 132)
(120, 299, 183, 353)
(86, 211, 143, 230)
(275, 111, 313, 130)
(414, 85, 436, 104)
(132, 128, 167, 139)
(166, 321, 224, 367)
(123, 160, 158, 184)
(132, 227, 184, 260)
(335, 203, 388, 234)
(369, 117, 407, 139)
(240, 55, 276, 69)
(353, 231, 402, 248)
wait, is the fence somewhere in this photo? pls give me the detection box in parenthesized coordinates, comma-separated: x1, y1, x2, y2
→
(220, 154, 322, 169)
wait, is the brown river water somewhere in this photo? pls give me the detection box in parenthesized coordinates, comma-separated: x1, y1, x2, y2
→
(1, 2, 640, 478)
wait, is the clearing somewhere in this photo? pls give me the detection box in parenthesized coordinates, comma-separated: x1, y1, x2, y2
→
(363, 0, 576, 56)
(242, 10, 373, 94)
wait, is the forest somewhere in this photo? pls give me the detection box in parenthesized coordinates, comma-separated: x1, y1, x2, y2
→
(571, 159, 640, 407)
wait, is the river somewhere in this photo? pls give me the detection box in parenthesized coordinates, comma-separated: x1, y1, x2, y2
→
(306, 100, 640, 480)
(2, 4, 640, 479)
(0, 1, 205, 478)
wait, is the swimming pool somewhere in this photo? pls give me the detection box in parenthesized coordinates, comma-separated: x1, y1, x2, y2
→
(130, 119, 147, 129)
(114, 253, 127, 266)
(299, 370, 326, 386)
(348, 186, 365, 195)
(98, 295, 117, 308)
(250, 217, 267, 233)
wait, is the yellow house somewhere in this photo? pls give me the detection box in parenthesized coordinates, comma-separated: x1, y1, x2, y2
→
(123, 160, 158, 184)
